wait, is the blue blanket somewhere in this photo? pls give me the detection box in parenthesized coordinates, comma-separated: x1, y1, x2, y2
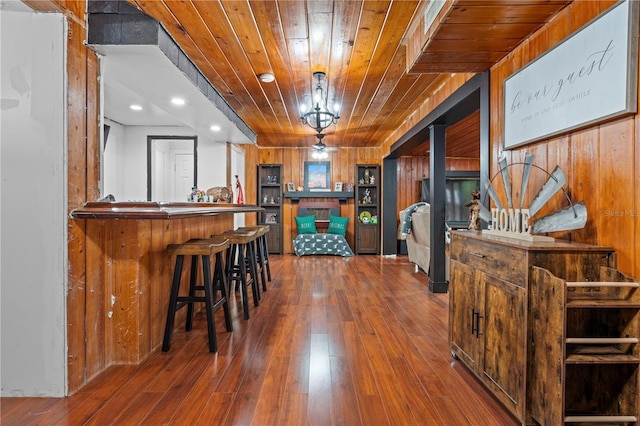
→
(401, 202, 427, 236)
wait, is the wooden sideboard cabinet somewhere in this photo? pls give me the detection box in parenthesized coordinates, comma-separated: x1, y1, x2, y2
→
(448, 231, 616, 424)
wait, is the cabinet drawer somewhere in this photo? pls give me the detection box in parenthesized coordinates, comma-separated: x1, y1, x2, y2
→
(450, 234, 527, 286)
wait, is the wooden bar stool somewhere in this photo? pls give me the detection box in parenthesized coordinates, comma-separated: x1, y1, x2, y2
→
(237, 225, 271, 292)
(260, 225, 272, 282)
(162, 236, 232, 353)
(217, 229, 260, 320)
(253, 224, 272, 283)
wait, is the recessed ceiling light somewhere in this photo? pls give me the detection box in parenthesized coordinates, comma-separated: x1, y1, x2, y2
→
(130, 104, 143, 111)
(210, 125, 221, 132)
(171, 97, 185, 106)
(259, 73, 275, 83)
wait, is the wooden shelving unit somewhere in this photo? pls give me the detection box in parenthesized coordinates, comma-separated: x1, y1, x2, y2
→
(354, 164, 380, 254)
(257, 164, 282, 254)
(530, 266, 639, 425)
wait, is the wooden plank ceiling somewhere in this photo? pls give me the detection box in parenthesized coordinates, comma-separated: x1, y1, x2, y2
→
(129, 0, 571, 152)
(404, 109, 481, 158)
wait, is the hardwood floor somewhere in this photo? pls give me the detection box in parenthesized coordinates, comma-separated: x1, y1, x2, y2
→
(1, 255, 518, 425)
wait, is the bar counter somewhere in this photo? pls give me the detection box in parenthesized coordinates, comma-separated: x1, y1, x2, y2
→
(69, 202, 262, 372)
(70, 201, 262, 219)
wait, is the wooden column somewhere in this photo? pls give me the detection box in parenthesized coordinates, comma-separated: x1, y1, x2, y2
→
(428, 124, 448, 293)
(382, 157, 398, 255)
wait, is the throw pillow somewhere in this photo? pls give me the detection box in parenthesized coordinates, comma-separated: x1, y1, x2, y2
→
(327, 215, 348, 236)
(295, 214, 317, 234)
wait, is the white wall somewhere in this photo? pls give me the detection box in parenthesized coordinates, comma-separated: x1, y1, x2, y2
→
(102, 124, 227, 201)
(0, 8, 67, 396)
(102, 118, 125, 199)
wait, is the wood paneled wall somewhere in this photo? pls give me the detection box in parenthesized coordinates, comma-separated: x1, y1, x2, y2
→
(255, 147, 381, 253)
(489, 0, 639, 278)
(241, 143, 259, 216)
(252, 144, 481, 252)
(395, 157, 480, 226)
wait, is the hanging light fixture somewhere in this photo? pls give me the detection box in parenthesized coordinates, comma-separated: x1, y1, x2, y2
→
(312, 148, 328, 160)
(312, 133, 326, 150)
(300, 71, 340, 134)
(311, 133, 329, 159)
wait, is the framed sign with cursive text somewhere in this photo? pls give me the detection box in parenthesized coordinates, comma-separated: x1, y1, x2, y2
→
(503, 0, 638, 149)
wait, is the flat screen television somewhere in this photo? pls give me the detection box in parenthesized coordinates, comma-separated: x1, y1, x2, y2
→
(421, 171, 481, 229)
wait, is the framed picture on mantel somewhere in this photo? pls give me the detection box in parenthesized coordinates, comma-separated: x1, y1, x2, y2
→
(304, 161, 331, 191)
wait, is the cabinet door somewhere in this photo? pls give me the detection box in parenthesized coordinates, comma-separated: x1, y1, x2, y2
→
(265, 224, 281, 254)
(481, 274, 527, 420)
(449, 260, 481, 370)
(356, 224, 379, 253)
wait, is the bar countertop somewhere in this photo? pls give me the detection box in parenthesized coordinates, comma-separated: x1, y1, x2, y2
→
(70, 202, 263, 220)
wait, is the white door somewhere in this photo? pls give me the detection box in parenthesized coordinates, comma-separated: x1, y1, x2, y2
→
(173, 152, 194, 201)
(149, 138, 196, 201)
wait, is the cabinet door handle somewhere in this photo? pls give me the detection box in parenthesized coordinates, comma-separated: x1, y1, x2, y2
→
(471, 309, 477, 334)
(469, 252, 485, 258)
(475, 313, 483, 338)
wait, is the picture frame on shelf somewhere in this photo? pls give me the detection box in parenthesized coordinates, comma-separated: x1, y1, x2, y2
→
(344, 182, 354, 192)
(286, 182, 295, 192)
(334, 182, 343, 192)
(265, 212, 278, 224)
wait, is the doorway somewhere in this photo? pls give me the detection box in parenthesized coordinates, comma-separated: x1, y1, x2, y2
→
(147, 135, 198, 201)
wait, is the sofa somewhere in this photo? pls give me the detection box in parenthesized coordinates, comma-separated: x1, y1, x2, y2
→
(400, 203, 431, 274)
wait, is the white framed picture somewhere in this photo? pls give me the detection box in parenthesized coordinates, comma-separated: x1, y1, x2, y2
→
(334, 182, 343, 192)
(503, 0, 638, 149)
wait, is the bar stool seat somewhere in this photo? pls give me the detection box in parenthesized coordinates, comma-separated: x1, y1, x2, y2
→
(162, 236, 232, 353)
(237, 225, 271, 292)
(216, 229, 260, 320)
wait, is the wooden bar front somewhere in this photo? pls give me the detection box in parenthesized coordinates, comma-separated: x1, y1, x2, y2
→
(70, 202, 261, 366)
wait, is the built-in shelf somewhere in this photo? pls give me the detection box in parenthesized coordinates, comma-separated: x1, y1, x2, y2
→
(258, 164, 283, 254)
(284, 191, 354, 202)
(355, 164, 380, 254)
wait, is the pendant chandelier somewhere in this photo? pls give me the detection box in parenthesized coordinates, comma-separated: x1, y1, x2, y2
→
(300, 71, 340, 134)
